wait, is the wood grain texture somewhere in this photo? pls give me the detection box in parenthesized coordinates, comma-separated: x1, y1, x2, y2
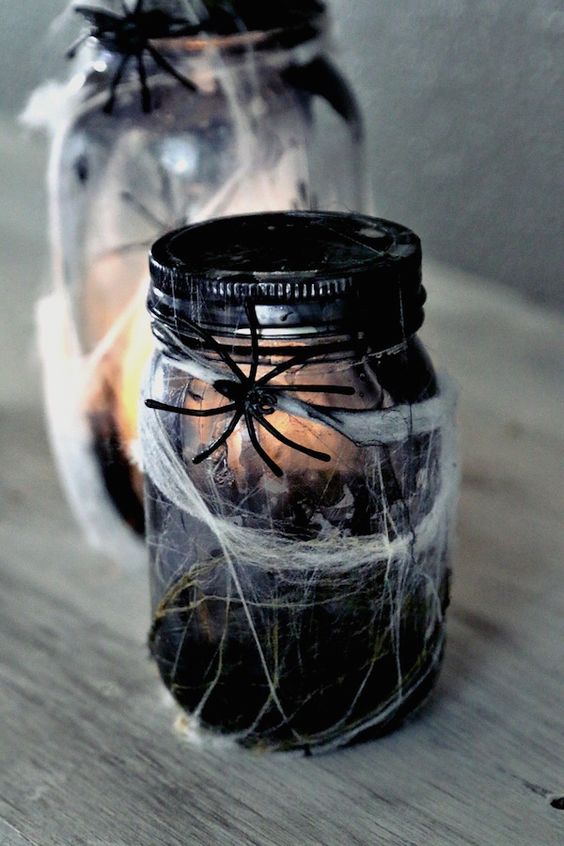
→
(0, 126, 563, 844)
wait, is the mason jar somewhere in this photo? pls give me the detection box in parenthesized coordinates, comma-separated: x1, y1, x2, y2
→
(38, 0, 369, 561)
(141, 211, 459, 753)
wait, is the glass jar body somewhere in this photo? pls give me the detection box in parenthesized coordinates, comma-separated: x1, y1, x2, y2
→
(41, 32, 369, 558)
(142, 332, 457, 752)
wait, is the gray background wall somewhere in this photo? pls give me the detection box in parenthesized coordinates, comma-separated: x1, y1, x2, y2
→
(1, 0, 562, 308)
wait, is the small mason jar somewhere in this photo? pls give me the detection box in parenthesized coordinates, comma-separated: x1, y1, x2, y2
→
(141, 211, 458, 753)
(39, 0, 368, 559)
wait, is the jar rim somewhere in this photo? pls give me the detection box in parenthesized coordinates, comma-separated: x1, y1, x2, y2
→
(148, 211, 426, 350)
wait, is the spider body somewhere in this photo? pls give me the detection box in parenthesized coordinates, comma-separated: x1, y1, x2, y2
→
(146, 302, 355, 477)
(69, 1, 197, 114)
(214, 380, 277, 416)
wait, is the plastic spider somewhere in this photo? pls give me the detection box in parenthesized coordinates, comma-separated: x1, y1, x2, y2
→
(146, 302, 355, 477)
(68, 0, 197, 114)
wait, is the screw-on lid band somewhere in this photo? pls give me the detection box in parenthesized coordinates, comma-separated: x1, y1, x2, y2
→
(148, 211, 425, 348)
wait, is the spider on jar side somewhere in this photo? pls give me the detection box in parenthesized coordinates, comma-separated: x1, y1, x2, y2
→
(67, 0, 197, 114)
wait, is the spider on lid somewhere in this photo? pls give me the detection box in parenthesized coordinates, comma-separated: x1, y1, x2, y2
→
(67, 0, 197, 114)
(145, 301, 355, 477)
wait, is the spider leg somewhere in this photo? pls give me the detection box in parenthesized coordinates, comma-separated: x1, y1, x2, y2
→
(104, 53, 131, 114)
(136, 51, 152, 113)
(193, 408, 243, 464)
(254, 411, 331, 463)
(146, 44, 197, 93)
(145, 399, 237, 417)
(179, 319, 247, 383)
(256, 351, 315, 386)
(245, 301, 260, 384)
(266, 384, 355, 395)
(66, 33, 91, 60)
(244, 411, 283, 477)
(256, 340, 346, 387)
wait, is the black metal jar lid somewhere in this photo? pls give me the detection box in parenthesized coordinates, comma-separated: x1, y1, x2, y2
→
(148, 211, 426, 348)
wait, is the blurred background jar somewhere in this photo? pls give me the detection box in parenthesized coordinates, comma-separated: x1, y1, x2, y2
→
(37, 0, 370, 562)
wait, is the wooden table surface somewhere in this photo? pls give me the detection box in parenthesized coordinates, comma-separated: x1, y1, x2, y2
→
(1, 124, 563, 846)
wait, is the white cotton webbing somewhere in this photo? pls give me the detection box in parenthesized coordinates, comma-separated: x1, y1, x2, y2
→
(140, 366, 459, 577)
(36, 292, 145, 566)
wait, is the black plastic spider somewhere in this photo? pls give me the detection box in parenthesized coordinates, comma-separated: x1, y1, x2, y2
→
(68, 0, 197, 114)
(146, 302, 355, 477)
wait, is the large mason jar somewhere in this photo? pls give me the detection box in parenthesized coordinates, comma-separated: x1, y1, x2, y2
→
(141, 212, 459, 754)
(38, 0, 369, 561)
